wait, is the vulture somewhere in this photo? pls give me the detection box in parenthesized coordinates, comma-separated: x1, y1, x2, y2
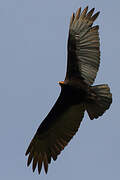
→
(25, 6, 112, 174)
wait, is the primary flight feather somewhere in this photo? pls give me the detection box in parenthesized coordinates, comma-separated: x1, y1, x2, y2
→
(25, 6, 112, 174)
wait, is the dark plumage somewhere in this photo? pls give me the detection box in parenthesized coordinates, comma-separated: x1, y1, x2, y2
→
(25, 6, 112, 174)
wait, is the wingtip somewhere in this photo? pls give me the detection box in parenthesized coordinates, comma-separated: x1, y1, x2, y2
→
(25, 150, 29, 156)
(32, 155, 38, 172)
(32, 165, 36, 173)
(86, 8, 95, 18)
(70, 12, 75, 26)
(43, 153, 48, 174)
(27, 152, 33, 167)
(25, 146, 30, 156)
(45, 167, 48, 174)
(84, 6, 89, 13)
(25, 142, 33, 156)
(38, 153, 42, 174)
(91, 11, 100, 21)
(97, 11, 100, 16)
(75, 7, 81, 20)
(80, 6, 88, 18)
(85, 6, 89, 10)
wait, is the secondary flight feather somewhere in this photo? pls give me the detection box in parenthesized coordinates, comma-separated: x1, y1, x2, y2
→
(25, 6, 112, 174)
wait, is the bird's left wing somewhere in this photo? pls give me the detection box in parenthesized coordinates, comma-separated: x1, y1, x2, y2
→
(25, 92, 85, 174)
(65, 7, 100, 85)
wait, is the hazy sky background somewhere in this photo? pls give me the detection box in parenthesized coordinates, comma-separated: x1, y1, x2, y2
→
(0, 0, 119, 179)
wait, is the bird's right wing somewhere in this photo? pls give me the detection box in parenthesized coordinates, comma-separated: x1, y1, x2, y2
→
(65, 7, 100, 85)
(25, 92, 85, 174)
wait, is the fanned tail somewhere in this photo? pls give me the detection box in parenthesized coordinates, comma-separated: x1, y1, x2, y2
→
(85, 84, 112, 120)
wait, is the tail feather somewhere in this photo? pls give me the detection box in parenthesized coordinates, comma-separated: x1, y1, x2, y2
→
(85, 84, 112, 120)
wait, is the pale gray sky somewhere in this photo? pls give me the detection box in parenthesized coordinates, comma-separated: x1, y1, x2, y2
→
(0, 0, 119, 179)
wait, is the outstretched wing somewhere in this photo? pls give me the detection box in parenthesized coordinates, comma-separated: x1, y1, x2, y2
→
(25, 92, 85, 174)
(66, 7, 100, 85)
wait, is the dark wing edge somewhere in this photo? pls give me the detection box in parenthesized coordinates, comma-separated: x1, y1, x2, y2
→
(25, 95, 85, 174)
(66, 6, 100, 85)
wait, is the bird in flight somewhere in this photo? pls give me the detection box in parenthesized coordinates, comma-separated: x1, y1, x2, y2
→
(25, 6, 112, 174)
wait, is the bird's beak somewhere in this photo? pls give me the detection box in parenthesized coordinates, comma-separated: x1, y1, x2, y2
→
(58, 81, 64, 85)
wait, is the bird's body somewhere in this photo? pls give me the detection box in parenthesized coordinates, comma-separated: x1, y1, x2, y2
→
(36, 84, 87, 134)
(25, 6, 112, 174)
